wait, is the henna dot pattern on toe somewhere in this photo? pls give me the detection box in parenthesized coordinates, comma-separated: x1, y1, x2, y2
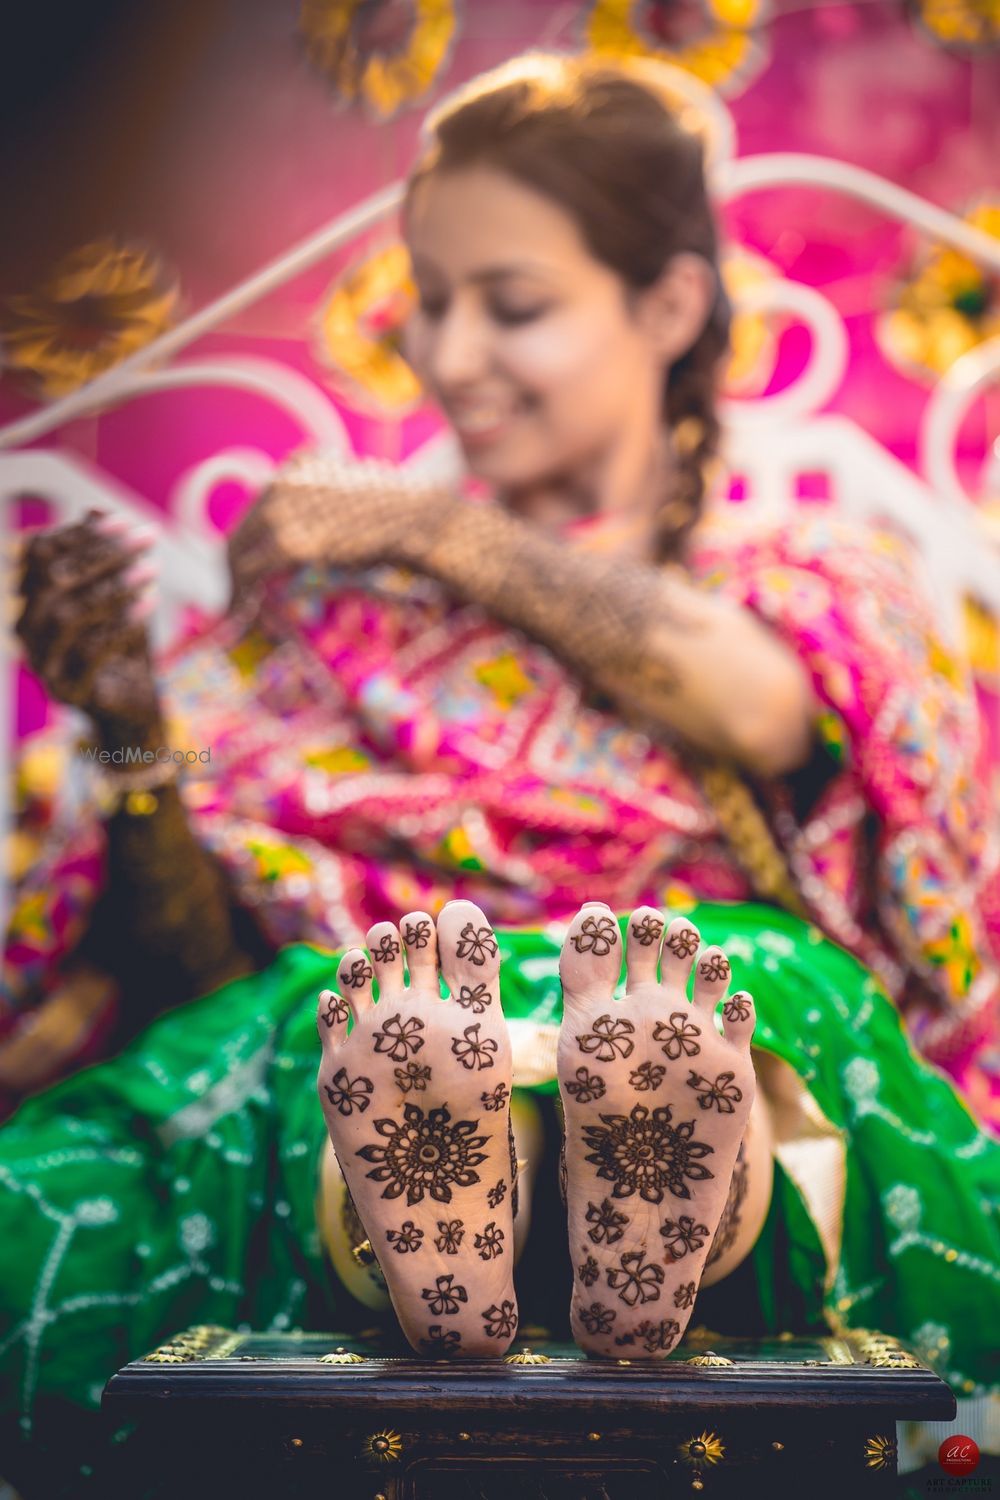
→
(559, 905, 756, 1359)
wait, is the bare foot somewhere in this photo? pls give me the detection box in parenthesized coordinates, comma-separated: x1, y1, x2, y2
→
(558, 903, 756, 1359)
(316, 900, 518, 1358)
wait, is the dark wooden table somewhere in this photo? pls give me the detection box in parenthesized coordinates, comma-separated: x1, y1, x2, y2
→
(102, 1324, 956, 1499)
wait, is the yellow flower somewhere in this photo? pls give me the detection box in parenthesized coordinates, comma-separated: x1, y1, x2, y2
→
(316, 242, 421, 414)
(299, 0, 457, 120)
(2, 240, 177, 399)
(912, 0, 1000, 51)
(585, 0, 770, 98)
(877, 198, 1000, 381)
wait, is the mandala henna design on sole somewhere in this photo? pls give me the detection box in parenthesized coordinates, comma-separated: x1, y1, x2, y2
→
(582, 1104, 715, 1203)
(356, 1103, 488, 1205)
(653, 1013, 701, 1060)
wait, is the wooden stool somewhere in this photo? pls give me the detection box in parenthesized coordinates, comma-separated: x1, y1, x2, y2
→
(103, 1324, 956, 1498)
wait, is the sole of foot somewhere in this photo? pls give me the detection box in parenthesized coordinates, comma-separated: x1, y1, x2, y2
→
(316, 899, 518, 1358)
(558, 903, 756, 1360)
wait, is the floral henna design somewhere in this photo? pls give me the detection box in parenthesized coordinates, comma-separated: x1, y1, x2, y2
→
(435, 1219, 465, 1254)
(578, 1255, 600, 1287)
(653, 1012, 701, 1060)
(673, 1280, 696, 1309)
(698, 953, 731, 983)
(321, 992, 350, 1027)
(686, 1070, 744, 1113)
(585, 1198, 629, 1245)
(583, 1104, 715, 1204)
(666, 926, 699, 959)
(487, 1179, 507, 1209)
(564, 1066, 606, 1103)
(629, 1061, 665, 1092)
(356, 1103, 488, 1205)
(394, 1061, 432, 1094)
(451, 1023, 498, 1071)
(419, 1325, 462, 1357)
(456, 982, 492, 1013)
(373, 1013, 425, 1062)
(385, 1220, 424, 1254)
(474, 1222, 505, 1260)
(342, 960, 373, 990)
(630, 914, 664, 947)
(482, 1301, 518, 1340)
(707, 1143, 749, 1269)
(723, 993, 752, 1023)
(660, 1215, 710, 1260)
(579, 1302, 616, 1336)
(373, 934, 401, 964)
(421, 1274, 468, 1316)
(577, 1015, 635, 1062)
(323, 1068, 373, 1116)
(571, 914, 619, 955)
(456, 922, 498, 967)
(614, 1318, 680, 1353)
(606, 1250, 665, 1307)
(481, 1082, 509, 1113)
(403, 919, 431, 949)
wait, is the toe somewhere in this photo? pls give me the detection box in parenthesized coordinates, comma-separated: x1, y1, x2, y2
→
(336, 947, 374, 1024)
(660, 915, 702, 994)
(400, 910, 438, 991)
(721, 988, 756, 1047)
(317, 984, 351, 1045)
(559, 903, 623, 1006)
(626, 906, 665, 987)
(692, 945, 732, 1015)
(436, 899, 501, 1006)
(367, 920, 405, 1001)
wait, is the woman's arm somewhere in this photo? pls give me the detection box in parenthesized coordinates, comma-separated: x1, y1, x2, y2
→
(404, 497, 818, 778)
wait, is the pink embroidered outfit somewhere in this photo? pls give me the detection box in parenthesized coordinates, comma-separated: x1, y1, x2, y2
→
(6, 494, 999, 1123)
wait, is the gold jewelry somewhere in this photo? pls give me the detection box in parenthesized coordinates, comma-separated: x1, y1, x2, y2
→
(94, 757, 178, 817)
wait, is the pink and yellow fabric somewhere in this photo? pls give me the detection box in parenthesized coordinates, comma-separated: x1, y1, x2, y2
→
(5, 493, 998, 1125)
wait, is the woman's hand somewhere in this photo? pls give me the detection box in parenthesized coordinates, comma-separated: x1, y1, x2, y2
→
(226, 454, 446, 610)
(15, 510, 163, 739)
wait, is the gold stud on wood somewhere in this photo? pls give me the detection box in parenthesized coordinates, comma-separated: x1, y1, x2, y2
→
(503, 1346, 551, 1365)
(864, 1435, 897, 1471)
(679, 1432, 726, 1468)
(320, 1345, 365, 1364)
(361, 1430, 404, 1465)
(685, 1351, 734, 1367)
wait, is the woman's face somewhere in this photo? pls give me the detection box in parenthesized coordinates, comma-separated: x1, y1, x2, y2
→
(403, 165, 671, 505)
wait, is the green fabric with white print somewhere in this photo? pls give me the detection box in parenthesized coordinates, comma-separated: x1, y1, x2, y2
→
(0, 903, 996, 1496)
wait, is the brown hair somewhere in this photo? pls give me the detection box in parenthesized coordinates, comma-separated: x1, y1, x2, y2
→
(404, 52, 731, 562)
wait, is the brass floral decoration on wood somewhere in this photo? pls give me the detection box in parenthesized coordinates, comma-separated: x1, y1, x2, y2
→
(299, 0, 458, 119)
(1, 239, 177, 399)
